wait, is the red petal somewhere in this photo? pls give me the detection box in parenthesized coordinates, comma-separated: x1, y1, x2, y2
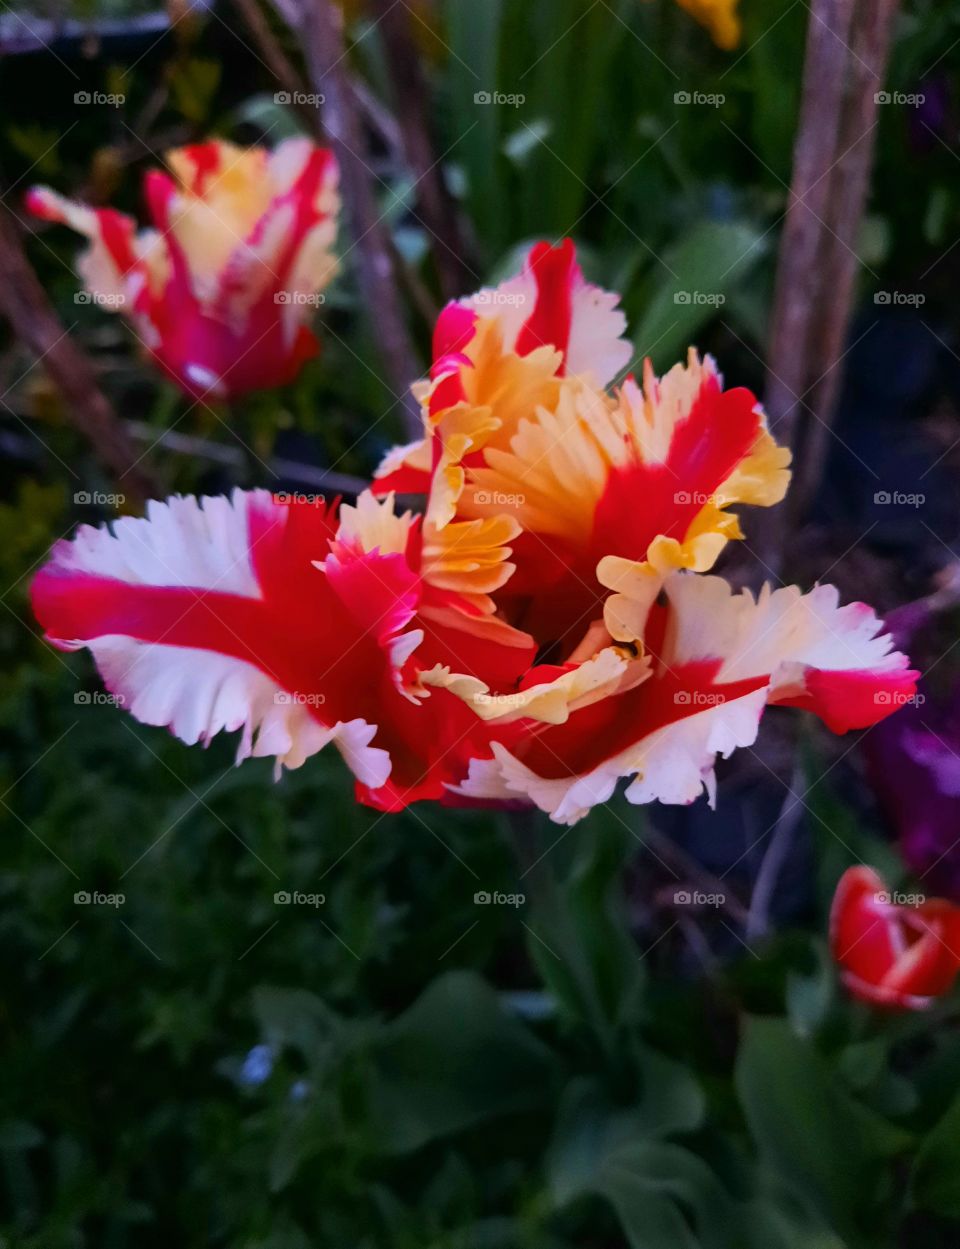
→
(829, 866, 900, 991)
(514, 239, 577, 367)
(772, 665, 920, 733)
(590, 381, 761, 564)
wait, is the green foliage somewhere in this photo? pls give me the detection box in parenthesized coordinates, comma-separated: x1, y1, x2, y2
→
(5, 633, 958, 1246)
(632, 219, 769, 366)
(911, 1093, 960, 1219)
(736, 1016, 910, 1245)
(363, 971, 557, 1154)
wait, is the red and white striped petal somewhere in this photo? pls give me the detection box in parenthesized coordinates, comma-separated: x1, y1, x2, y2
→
(30, 489, 402, 784)
(161, 142, 273, 302)
(25, 187, 145, 310)
(372, 435, 433, 497)
(830, 866, 960, 1010)
(213, 141, 339, 341)
(453, 572, 917, 824)
(456, 683, 769, 825)
(373, 241, 623, 501)
(611, 571, 920, 734)
(462, 239, 631, 386)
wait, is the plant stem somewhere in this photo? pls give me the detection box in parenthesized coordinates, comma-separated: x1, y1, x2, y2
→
(760, 0, 901, 576)
(0, 202, 158, 506)
(272, 0, 423, 440)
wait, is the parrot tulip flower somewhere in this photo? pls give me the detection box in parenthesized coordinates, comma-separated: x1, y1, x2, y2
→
(830, 866, 960, 1010)
(30, 239, 918, 824)
(375, 240, 790, 645)
(27, 139, 339, 401)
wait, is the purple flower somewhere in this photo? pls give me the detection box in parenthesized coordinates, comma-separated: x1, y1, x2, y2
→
(863, 596, 960, 899)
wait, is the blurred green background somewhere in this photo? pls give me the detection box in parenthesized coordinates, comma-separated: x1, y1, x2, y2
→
(4, 1, 960, 1245)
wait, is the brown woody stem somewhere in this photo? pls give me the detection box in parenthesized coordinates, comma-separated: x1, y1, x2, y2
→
(0, 204, 158, 506)
(270, 0, 423, 440)
(761, 0, 900, 574)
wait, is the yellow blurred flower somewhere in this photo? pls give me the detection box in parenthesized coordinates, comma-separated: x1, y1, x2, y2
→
(675, 0, 741, 50)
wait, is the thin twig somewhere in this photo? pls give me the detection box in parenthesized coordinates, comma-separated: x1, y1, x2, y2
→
(7, 382, 374, 497)
(270, 0, 422, 439)
(0, 204, 158, 505)
(233, 0, 321, 132)
(234, 0, 407, 154)
(123, 418, 369, 496)
(745, 760, 807, 943)
(368, 0, 474, 301)
(642, 823, 750, 924)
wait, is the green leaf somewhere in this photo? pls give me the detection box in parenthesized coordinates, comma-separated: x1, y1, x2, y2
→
(745, 0, 805, 180)
(521, 808, 645, 1055)
(443, 0, 505, 257)
(0, 1120, 43, 1151)
(632, 220, 769, 368)
(911, 1090, 960, 1218)
(364, 971, 555, 1153)
(735, 1016, 909, 1241)
(269, 1116, 314, 1194)
(547, 1056, 713, 1249)
(547, 1061, 703, 1208)
(550, 1101, 760, 1249)
(231, 92, 311, 141)
(785, 946, 835, 1039)
(600, 1142, 736, 1249)
(633, 1047, 706, 1138)
(252, 986, 346, 1066)
(517, 0, 629, 233)
(602, 1182, 701, 1249)
(168, 57, 222, 125)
